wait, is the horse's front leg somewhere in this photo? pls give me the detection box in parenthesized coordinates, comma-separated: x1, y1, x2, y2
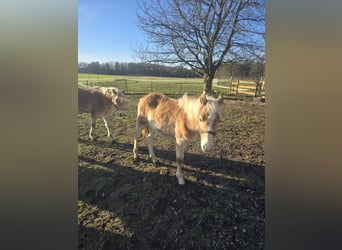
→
(175, 141, 186, 185)
(89, 113, 97, 141)
(103, 112, 114, 142)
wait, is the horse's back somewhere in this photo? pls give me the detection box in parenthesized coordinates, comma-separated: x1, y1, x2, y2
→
(137, 93, 180, 134)
(138, 93, 177, 115)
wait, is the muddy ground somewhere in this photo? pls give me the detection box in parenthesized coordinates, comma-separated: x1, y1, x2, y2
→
(78, 95, 265, 249)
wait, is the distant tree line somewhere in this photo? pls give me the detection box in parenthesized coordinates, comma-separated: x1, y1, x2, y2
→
(78, 61, 199, 78)
(78, 60, 265, 80)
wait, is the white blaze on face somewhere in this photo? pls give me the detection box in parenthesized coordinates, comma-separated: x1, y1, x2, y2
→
(199, 98, 222, 152)
(200, 113, 215, 152)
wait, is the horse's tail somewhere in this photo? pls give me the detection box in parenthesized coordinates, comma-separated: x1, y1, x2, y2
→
(140, 126, 149, 138)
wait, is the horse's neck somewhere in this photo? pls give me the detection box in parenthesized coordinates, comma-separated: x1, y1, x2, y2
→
(179, 99, 200, 131)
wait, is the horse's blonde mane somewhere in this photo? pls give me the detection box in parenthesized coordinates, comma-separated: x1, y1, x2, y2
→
(178, 93, 199, 119)
(178, 93, 222, 119)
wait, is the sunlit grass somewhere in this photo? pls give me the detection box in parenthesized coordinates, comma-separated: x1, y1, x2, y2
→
(78, 73, 205, 94)
(78, 200, 134, 238)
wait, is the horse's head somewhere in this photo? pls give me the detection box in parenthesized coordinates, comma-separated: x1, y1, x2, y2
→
(198, 91, 223, 152)
(106, 87, 125, 115)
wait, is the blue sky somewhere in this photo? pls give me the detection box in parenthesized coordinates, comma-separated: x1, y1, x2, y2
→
(78, 0, 146, 63)
(78, 0, 265, 64)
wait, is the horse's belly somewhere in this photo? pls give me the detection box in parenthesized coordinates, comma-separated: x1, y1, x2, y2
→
(78, 102, 108, 115)
(151, 123, 175, 137)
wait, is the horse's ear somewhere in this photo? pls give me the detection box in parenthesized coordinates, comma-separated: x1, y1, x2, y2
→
(104, 88, 111, 96)
(200, 92, 207, 105)
(203, 89, 213, 96)
(108, 88, 117, 97)
(217, 93, 223, 104)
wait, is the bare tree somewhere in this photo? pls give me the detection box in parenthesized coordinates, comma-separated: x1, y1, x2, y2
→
(135, 0, 265, 91)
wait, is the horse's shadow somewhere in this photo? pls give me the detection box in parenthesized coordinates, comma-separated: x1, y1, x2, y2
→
(79, 137, 264, 187)
(78, 137, 132, 151)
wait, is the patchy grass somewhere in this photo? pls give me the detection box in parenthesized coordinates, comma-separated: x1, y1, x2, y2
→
(78, 94, 265, 249)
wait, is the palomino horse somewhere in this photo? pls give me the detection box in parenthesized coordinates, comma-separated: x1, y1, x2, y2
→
(78, 86, 125, 142)
(133, 91, 223, 185)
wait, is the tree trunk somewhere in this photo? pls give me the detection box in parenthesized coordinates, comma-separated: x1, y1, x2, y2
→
(203, 74, 214, 93)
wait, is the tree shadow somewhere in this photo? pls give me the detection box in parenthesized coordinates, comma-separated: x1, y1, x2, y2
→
(78, 152, 265, 249)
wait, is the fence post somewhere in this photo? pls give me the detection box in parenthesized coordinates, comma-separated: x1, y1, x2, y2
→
(179, 83, 182, 94)
(235, 80, 240, 96)
(255, 81, 259, 97)
(259, 80, 264, 96)
(125, 80, 128, 93)
(86, 80, 88, 86)
(229, 76, 233, 95)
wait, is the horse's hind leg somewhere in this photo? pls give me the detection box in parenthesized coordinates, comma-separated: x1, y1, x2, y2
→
(103, 112, 114, 143)
(89, 113, 97, 141)
(133, 120, 145, 161)
(146, 131, 157, 163)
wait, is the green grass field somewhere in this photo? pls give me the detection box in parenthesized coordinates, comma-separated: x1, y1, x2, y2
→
(78, 73, 203, 83)
(78, 73, 265, 97)
(78, 73, 204, 95)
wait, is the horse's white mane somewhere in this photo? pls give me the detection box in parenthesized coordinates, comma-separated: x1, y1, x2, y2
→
(178, 93, 198, 112)
(178, 92, 221, 119)
(179, 92, 219, 105)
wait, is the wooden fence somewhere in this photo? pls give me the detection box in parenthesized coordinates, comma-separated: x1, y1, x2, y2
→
(213, 78, 265, 98)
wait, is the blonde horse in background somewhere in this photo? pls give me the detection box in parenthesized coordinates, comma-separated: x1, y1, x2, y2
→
(133, 91, 223, 185)
(78, 86, 125, 142)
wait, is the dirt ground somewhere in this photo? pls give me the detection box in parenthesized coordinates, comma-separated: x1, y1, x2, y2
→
(78, 95, 265, 249)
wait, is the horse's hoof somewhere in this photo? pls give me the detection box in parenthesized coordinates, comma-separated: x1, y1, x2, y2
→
(178, 180, 185, 185)
(177, 178, 185, 185)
